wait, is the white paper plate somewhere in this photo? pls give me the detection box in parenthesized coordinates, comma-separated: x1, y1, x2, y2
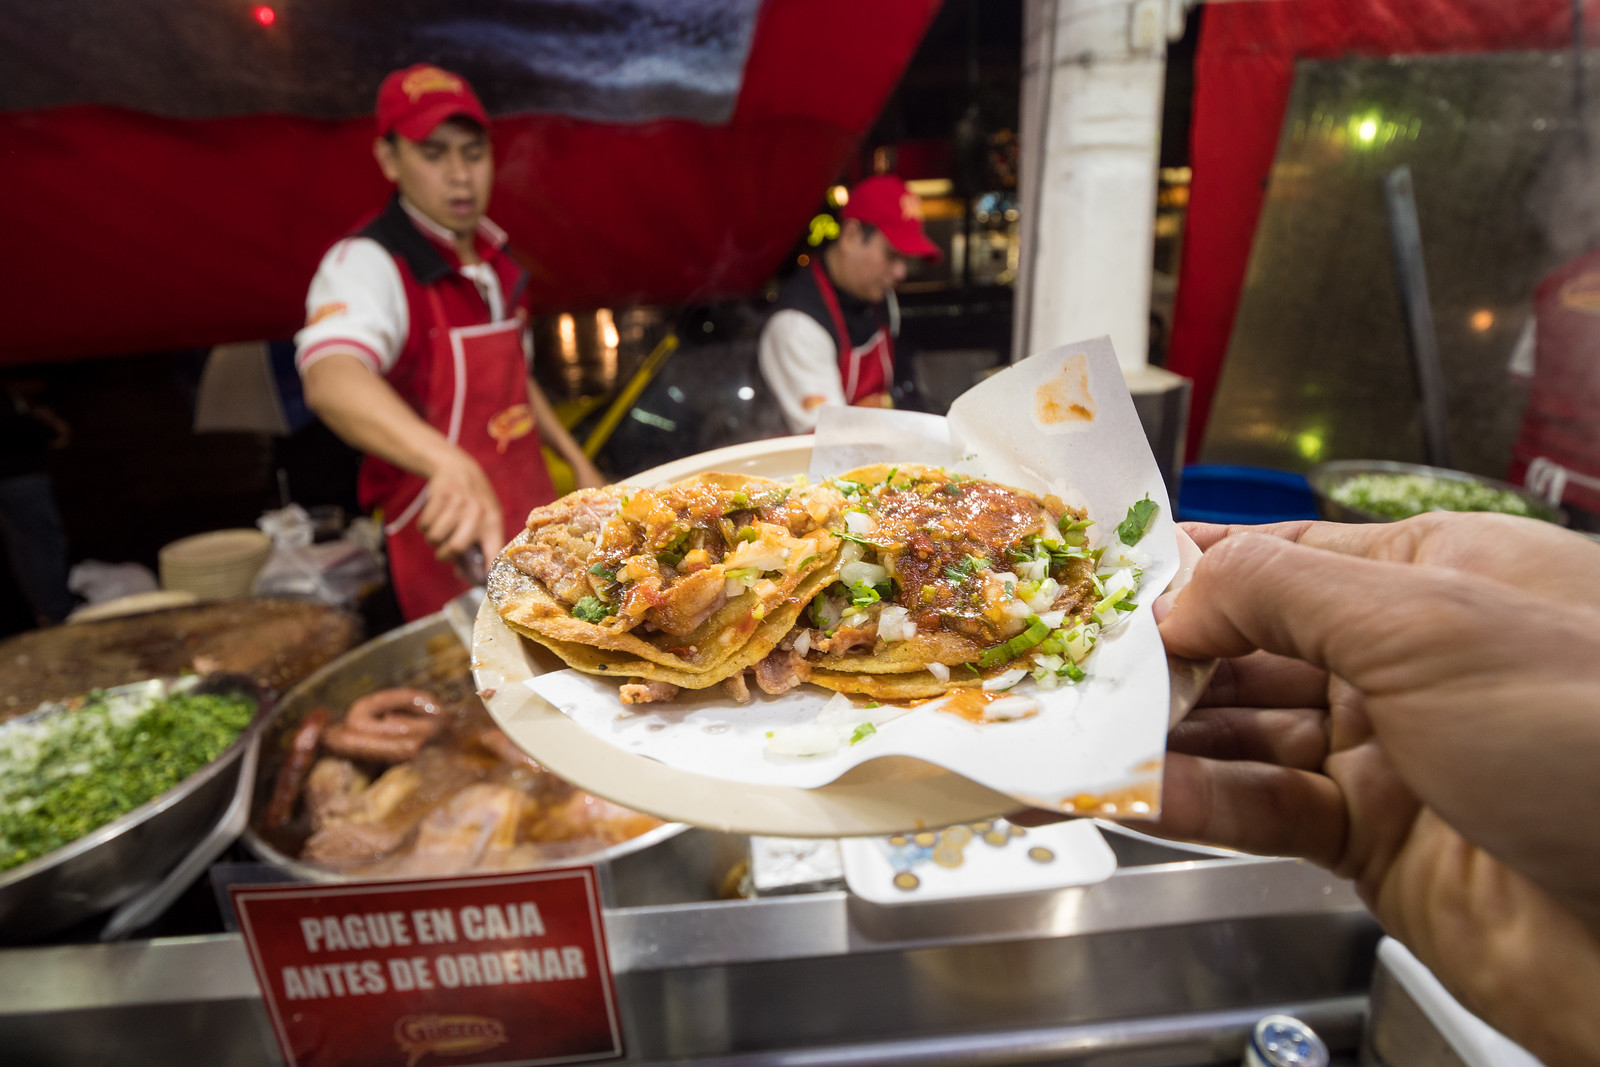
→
(475, 435, 1215, 838)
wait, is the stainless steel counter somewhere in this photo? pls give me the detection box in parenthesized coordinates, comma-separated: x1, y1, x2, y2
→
(0, 833, 1381, 1065)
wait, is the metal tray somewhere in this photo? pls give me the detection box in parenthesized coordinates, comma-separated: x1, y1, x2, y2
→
(1306, 459, 1564, 525)
(240, 612, 686, 882)
(0, 675, 268, 943)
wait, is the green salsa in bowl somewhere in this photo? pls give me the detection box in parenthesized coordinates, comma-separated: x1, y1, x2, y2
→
(1306, 460, 1563, 525)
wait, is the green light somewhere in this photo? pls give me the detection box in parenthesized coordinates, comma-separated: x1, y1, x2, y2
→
(806, 214, 840, 247)
(1357, 119, 1378, 143)
(1294, 429, 1326, 462)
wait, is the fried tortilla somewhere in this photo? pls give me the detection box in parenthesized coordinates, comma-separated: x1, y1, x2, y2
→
(805, 666, 987, 701)
(493, 463, 1113, 707)
(489, 474, 845, 676)
(503, 563, 840, 691)
(794, 464, 1098, 676)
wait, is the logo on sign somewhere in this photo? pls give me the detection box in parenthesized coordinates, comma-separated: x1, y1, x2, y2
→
(395, 1014, 508, 1066)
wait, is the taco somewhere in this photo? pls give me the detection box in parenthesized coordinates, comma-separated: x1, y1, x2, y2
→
(489, 475, 846, 678)
(738, 464, 1103, 700)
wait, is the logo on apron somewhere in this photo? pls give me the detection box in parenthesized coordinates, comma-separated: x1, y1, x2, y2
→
(488, 403, 534, 453)
(306, 301, 347, 326)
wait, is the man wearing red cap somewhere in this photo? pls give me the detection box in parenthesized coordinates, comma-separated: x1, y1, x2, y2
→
(294, 64, 601, 620)
(758, 175, 941, 433)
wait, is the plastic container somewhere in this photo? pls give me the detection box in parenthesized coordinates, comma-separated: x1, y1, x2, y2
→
(1177, 465, 1319, 526)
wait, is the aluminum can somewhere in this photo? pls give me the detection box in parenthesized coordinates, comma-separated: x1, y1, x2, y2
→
(1243, 1014, 1329, 1067)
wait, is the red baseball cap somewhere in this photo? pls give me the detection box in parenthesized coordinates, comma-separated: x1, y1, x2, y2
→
(375, 64, 490, 141)
(841, 175, 942, 261)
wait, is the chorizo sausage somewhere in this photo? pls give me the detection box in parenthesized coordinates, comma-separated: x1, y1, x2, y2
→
(320, 688, 447, 764)
(264, 707, 331, 830)
(343, 688, 446, 739)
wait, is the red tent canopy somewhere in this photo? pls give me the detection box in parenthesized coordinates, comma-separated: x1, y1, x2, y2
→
(1168, 0, 1599, 460)
(0, 0, 939, 365)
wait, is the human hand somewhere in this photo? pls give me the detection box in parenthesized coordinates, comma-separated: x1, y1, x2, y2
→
(1151, 514, 1600, 1064)
(418, 449, 504, 564)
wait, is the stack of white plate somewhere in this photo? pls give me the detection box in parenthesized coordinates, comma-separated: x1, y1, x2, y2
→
(158, 530, 273, 600)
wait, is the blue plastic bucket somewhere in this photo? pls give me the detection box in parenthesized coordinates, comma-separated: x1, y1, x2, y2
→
(1177, 464, 1319, 525)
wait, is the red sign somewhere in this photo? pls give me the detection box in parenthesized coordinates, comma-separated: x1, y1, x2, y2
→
(231, 868, 623, 1067)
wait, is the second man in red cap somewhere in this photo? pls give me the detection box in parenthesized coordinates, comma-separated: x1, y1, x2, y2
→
(758, 175, 942, 433)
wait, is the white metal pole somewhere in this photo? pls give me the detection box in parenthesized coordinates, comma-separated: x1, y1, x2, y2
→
(1018, 0, 1184, 373)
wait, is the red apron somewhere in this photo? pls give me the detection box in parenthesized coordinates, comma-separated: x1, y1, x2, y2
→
(1508, 248, 1600, 515)
(380, 287, 554, 620)
(811, 259, 894, 408)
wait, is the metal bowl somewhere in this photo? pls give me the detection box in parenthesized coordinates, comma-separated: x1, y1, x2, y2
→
(0, 675, 269, 943)
(241, 613, 685, 883)
(1305, 459, 1565, 525)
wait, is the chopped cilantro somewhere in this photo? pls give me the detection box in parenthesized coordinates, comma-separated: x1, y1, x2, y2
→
(0, 690, 256, 872)
(831, 478, 866, 496)
(849, 722, 878, 745)
(571, 597, 617, 623)
(587, 563, 615, 580)
(848, 580, 890, 608)
(795, 554, 820, 571)
(941, 483, 963, 497)
(1116, 497, 1160, 546)
(834, 530, 889, 549)
(1058, 516, 1093, 547)
(736, 526, 760, 543)
(943, 555, 990, 582)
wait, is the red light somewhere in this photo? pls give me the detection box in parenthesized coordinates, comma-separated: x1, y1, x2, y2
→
(253, 5, 276, 26)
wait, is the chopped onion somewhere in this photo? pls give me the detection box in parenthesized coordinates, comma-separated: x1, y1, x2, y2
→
(1102, 566, 1138, 596)
(926, 662, 950, 682)
(840, 561, 889, 587)
(984, 695, 1039, 720)
(1037, 609, 1067, 629)
(793, 629, 813, 657)
(811, 595, 844, 630)
(766, 724, 843, 757)
(1016, 558, 1048, 582)
(725, 576, 748, 597)
(727, 538, 790, 573)
(816, 691, 865, 725)
(1063, 622, 1099, 664)
(845, 511, 875, 535)
(839, 540, 865, 566)
(982, 667, 1028, 691)
(1024, 577, 1060, 613)
(1098, 542, 1150, 573)
(876, 605, 915, 642)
